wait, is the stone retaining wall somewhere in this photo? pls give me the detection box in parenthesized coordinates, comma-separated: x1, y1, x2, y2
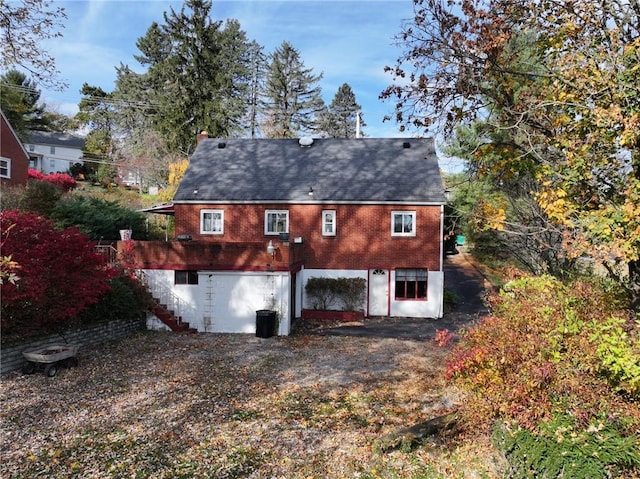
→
(1, 317, 145, 375)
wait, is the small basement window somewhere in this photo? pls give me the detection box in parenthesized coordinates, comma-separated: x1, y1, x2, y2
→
(175, 270, 199, 285)
(395, 268, 427, 300)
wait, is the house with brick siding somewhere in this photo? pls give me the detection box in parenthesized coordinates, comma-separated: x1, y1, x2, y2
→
(1, 110, 29, 187)
(127, 136, 446, 335)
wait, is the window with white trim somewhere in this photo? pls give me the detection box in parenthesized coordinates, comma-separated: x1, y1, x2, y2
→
(265, 210, 289, 235)
(391, 211, 416, 236)
(50, 146, 55, 154)
(0, 157, 10, 179)
(200, 209, 224, 234)
(395, 269, 428, 300)
(322, 210, 336, 236)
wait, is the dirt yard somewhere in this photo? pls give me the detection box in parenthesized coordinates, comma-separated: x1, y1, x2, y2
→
(0, 329, 502, 478)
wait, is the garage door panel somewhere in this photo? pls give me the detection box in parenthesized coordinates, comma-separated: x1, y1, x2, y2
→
(202, 273, 280, 334)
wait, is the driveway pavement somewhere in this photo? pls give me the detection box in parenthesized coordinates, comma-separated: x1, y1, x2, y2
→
(306, 249, 490, 341)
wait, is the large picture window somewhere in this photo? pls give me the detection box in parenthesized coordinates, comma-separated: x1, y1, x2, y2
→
(175, 270, 199, 285)
(391, 211, 416, 236)
(265, 210, 289, 235)
(395, 269, 427, 300)
(200, 209, 224, 234)
(322, 210, 336, 236)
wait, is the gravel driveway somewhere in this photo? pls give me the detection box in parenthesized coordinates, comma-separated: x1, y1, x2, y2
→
(0, 250, 498, 478)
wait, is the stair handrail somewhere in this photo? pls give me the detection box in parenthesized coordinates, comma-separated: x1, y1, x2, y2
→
(134, 269, 183, 321)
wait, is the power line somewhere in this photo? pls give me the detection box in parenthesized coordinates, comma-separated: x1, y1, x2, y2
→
(1, 81, 165, 111)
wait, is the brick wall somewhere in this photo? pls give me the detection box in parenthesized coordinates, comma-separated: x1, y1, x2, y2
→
(1, 317, 145, 375)
(0, 115, 29, 186)
(173, 203, 442, 271)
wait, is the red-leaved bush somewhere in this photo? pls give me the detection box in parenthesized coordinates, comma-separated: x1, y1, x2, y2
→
(0, 210, 118, 341)
(28, 168, 77, 192)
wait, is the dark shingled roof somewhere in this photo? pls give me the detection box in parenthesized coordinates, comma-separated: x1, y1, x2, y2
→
(174, 138, 445, 204)
(26, 130, 85, 149)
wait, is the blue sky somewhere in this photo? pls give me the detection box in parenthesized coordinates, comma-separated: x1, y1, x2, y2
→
(38, 0, 464, 171)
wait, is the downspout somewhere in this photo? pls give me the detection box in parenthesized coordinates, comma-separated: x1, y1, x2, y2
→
(439, 204, 445, 272)
(438, 204, 445, 318)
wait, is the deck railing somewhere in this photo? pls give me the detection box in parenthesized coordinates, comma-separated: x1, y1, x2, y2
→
(95, 244, 118, 265)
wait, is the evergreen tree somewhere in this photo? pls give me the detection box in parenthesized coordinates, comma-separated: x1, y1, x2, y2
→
(321, 83, 365, 138)
(245, 41, 267, 138)
(0, 69, 49, 138)
(75, 83, 115, 178)
(123, 0, 252, 153)
(263, 41, 324, 138)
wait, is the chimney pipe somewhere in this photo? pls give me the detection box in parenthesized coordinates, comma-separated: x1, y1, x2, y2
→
(196, 131, 209, 144)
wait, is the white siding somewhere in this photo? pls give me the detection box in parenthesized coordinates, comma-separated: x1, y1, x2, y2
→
(28, 143, 84, 175)
(299, 268, 444, 319)
(299, 269, 368, 313)
(142, 269, 290, 335)
(389, 270, 444, 318)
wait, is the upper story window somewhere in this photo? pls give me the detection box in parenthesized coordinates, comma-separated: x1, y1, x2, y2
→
(49, 146, 55, 154)
(322, 210, 336, 236)
(395, 268, 428, 300)
(200, 209, 224, 235)
(265, 210, 289, 235)
(391, 211, 416, 236)
(28, 144, 35, 152)
(175, 270, 199, 285)
(0, 157, 10, 178)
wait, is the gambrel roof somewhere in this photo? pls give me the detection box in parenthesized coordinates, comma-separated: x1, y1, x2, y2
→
(174, 137, 445, 205)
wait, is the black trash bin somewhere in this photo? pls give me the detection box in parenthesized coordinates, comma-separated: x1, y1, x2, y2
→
(255, 309, 277, 338)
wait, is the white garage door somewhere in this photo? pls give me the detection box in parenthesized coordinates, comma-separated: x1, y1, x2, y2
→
(199, 272, 285, 334)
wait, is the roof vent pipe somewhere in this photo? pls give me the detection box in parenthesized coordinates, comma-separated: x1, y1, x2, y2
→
(403, 141, 411, 148)
(196, 131, 209, 144)
(218, 142, 226, 149)
(299, 137, 314, 147)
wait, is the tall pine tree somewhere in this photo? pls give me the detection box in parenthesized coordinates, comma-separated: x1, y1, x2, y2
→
(0, 69, 50, 138)
(118, 0, 253, 153)
(263, 41, 324, 138)
(321, 83, 365, 138)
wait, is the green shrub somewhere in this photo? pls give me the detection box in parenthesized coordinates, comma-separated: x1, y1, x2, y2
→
(305, 277, 366, 311)
(51, 196, 148, 240)
(305, 277, 339, 310)
(494, 413, 640, 479)
(77, 274, 151, 324)
(335, 277, 366, 311)
(22, 179, 63, 216)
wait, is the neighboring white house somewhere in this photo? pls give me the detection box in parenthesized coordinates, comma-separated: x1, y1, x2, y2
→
(25, 130, 85, 175)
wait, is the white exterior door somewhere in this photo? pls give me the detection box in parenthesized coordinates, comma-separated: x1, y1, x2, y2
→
(368, 269, 389, 316)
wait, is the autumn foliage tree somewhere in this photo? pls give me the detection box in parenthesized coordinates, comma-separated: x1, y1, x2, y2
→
(446, 276, 640, 476)
(383, 0, 640, 304)
(0, 210, 117, 341)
